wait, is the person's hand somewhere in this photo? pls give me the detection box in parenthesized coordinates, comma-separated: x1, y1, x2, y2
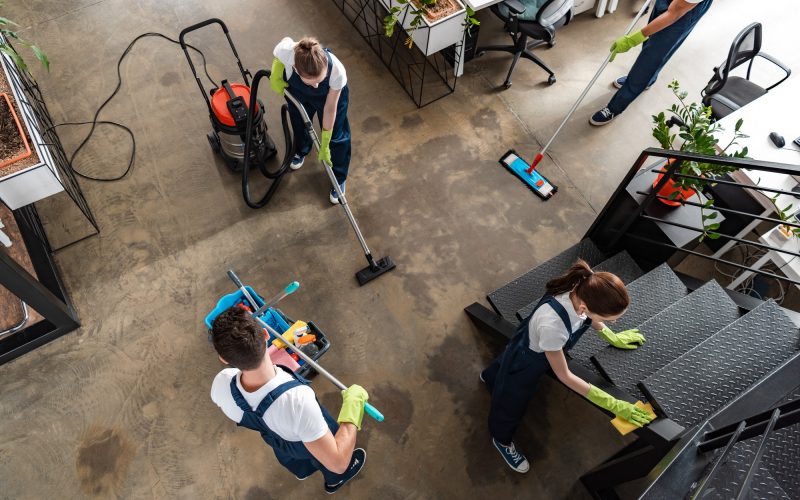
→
(318, 129, 332, 165)
(269, 58, 288, 96)
(586, 385, 654, 428)
(337, 384, 369, 430)
(609, 30, 648, 61)
(597, 326, 645, 350)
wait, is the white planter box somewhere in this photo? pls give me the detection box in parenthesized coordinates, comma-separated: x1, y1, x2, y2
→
(0, 53, 63, 210)
(379, 0, 467, 56)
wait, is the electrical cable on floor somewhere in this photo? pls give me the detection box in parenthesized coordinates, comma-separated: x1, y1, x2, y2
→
(48, 32, 215, 182)
(714, 242, 796, 304)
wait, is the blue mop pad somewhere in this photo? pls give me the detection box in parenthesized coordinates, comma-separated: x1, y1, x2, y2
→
(499, 149, 557, 200)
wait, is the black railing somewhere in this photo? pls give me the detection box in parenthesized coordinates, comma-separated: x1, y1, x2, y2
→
(587, 148, 800, 293)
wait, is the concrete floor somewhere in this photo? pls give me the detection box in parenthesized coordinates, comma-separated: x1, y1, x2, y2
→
(1, 0, 799, 498)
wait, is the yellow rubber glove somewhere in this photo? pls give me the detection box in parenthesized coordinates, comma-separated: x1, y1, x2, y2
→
(269, 58, 288, 96)
(586, 385, 654, 427)
(318, 129, 332, 165)
(597, 326, 645, 350)
(610, 30, 648, 62)
(337, 384, 369, 430)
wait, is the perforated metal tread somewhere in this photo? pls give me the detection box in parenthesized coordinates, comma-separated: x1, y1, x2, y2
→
(641, 300, 800, 429)
(515, 250, 642, 323)
(760, 385, 800, 499)
(697, 438, 791, 499)
(591, 280, 739, 396)
(487, 239, 604, 325)
(568, 264, 688, 364)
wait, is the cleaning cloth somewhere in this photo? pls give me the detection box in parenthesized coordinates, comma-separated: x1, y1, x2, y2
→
(611, 401, 656, 435)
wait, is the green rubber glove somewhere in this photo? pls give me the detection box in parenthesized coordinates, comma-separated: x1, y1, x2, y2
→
(597, 326, 645, 350)
(586, 385, 654, 427)
(318, 129, 332, 165)
(269, 58, 288, 96)
(338, 384, 369, 430)
(609, 30, 648, 61)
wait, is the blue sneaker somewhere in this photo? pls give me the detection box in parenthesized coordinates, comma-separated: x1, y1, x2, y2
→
(329, 181, 346, 205)
(290, 154, 305, 170)
(324, 448, 366, 494)
(589, 107, 616, 126)
(613, 75, 651, 90)
(493, 439, 530, 473)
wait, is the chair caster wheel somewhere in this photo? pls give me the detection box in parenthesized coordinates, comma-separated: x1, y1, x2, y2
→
(503, 81, 512, 89)
(548, 41, 556, 48)
(477, 50, 486, 58)
(548, 75, 556, 85)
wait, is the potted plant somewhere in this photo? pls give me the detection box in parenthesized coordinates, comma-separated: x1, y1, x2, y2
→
(1, 10, 49, 72)
(651, 80, 749, 240)
(381, 0, 479, 54)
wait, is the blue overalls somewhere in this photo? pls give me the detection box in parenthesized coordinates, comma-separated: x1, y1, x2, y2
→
(607, 0, 713, 115)
(286, 49, 351, 185)
(229, 365, 344, 482)
(482, 295, 592, 445)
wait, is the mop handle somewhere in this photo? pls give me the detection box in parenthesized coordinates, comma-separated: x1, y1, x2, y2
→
(529, 0, 656, 171)
(226, 271, 385, 422)
(254, 281, 300, 316)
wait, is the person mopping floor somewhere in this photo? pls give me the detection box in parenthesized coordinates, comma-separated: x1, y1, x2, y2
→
(270, 36, 351, 204)
(210, 307, 368, 493)
(589, 0, 713, 126)
(481, 260, 655, 473)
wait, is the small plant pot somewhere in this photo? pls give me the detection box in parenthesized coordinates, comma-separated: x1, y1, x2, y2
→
(0, 92, 33, 171)
(652, 160, 696, 207)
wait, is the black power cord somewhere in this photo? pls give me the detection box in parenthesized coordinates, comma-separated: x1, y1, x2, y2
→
(51, 32, 216, 182)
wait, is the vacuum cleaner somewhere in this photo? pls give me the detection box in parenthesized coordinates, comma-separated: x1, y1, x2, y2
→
(179, 19, 292, 209)
(243, 68, 396, 285)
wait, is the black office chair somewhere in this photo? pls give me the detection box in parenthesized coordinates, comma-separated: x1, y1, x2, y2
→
(702, 22, 791, 120)
(476, 0, 574, 89)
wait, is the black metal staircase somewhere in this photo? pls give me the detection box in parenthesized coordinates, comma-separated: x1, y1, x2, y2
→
(465, 147, 800, 499)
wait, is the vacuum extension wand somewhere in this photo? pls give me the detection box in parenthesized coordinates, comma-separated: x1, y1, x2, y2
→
(281, 86, 396, 286)
(526, 0, 656, 173)
(227, 270, 385, 422)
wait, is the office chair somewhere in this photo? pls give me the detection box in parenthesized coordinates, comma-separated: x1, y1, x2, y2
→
(476, 0, 574, 89)
(701, 22, 791, 120)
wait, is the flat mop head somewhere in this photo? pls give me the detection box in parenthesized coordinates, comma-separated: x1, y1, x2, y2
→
(499, 149, 557, 200)
(356, 256, 396, 286)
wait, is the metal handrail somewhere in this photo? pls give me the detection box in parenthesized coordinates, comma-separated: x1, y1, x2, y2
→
(690, 421, 747, 500)
(735, 409, 781, 500)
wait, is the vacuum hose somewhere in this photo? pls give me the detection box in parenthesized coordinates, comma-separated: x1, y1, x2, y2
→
(241, 69, 293, 209)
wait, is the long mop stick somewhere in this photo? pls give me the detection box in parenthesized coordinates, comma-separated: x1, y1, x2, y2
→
(525, 0, 656, 173)
(227, 270, 385, 422)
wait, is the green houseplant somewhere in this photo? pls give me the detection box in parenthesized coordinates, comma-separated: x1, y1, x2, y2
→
(651, 80, 749, 241)
(383, 0, 479, 49)
(0, 8, 49, 72)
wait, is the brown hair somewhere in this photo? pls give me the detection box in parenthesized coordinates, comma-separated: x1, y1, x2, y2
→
(294, 37, 327, 78)
(211, 307, 266, 370)
(545, 259, 630, 316)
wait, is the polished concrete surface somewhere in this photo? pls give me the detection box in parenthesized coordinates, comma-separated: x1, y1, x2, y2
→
(1, 0, 798, 498)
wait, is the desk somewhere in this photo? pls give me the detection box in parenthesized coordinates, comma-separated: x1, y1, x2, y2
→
(711, 75, 800, 287)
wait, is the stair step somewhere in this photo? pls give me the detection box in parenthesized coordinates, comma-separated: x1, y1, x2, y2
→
(591, 280, 739, 397)
(487, 239, 604, 325)
(640, 300, 800, 429)
(760, 385, 800, 499)
(568, 263, 687, 365)
(514, 250, 642, 323)
(698, 438, 791, 500)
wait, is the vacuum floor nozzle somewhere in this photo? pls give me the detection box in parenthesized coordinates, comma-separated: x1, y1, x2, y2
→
(356, 256, 396, 286)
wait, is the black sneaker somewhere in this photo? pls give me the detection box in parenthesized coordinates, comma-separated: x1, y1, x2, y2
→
(290, 154, 305, 170)
(324, 448, 366, 494)
(589, 107, 616, 126)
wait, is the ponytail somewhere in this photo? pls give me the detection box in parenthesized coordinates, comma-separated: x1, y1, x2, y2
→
(545, 259, 630, 316)
(294, 36, 327, 78)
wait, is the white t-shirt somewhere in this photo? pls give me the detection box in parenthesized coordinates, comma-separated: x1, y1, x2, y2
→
(211, 367, 329, 443)
(528, 293, 588, 353)
(273, 37, 347, 90)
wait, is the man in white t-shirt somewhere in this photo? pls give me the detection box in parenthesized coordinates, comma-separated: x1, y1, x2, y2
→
(210, 307, 368, 494)
(590, 0, 713, 125)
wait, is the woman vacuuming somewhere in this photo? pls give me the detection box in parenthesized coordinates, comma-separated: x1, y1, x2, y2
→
(269, 36, 351, 204)
(481, 260, 655, 473)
